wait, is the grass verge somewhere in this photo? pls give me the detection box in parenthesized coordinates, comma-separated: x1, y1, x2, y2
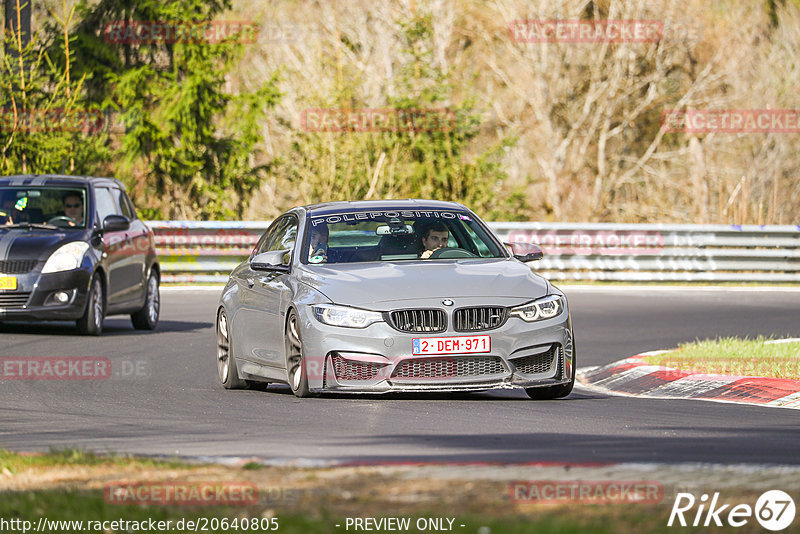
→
(642, 337, 800, 379)
(0, 449, 191, 475)
(0, 487, 730, 534)
(1, 450, 791, 534)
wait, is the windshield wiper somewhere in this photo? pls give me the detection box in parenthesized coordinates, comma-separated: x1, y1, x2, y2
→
(3, 222, 62, 231)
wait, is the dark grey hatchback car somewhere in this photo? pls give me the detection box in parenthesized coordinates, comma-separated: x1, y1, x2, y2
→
(0, 175, 160, 335)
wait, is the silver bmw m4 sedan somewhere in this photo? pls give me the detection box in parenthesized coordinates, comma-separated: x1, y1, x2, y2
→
(216, 200, 575, 399)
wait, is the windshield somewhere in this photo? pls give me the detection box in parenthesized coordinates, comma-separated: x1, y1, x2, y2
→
(302, 209, 506, 264)
(0, 187, 88, 229)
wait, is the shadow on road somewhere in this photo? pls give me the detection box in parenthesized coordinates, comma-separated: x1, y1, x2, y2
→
(323, 424, 800, 465)
(242, 383, 603, 402)
(0, 319, 211, 336)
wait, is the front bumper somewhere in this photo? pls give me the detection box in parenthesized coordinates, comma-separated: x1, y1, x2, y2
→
(0, 268, 91, 321)
(297, 302, 574, 394)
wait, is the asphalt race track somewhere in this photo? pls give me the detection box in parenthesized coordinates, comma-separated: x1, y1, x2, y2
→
(1, 287, 799, 465)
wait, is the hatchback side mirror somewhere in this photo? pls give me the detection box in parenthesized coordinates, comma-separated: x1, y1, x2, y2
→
(103, 215, 130, 232)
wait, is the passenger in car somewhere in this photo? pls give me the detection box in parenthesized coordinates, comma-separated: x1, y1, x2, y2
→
(0, 193, 16, 225)
(0, 193, 32, 225)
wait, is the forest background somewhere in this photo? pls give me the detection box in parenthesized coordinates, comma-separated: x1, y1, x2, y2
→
(2, 0, 799, 224)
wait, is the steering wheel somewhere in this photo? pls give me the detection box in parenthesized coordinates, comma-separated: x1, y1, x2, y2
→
(47, 215, 78, 227)
(430, 247, 478, 259)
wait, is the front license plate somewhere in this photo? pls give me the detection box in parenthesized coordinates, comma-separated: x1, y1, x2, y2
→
(412, 335, 491, 356)
(0, 276, 17, 290)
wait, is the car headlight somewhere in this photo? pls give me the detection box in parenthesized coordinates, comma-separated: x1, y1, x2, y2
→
(510, 295, 563, 322)
(312, 304, 383, 328)
(42, 242, 90, 273)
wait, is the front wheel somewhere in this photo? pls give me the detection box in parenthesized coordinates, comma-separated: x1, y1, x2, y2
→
(131, 271, 160, 330)
(77, 274, 105, 336)
(285, 309, 316, 398)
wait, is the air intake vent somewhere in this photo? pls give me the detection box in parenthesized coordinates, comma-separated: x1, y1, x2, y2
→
(0, 292, 31, 309)
(392, 356, 506, 379)
(330, 354, 386, 381)
(0, 260, 37, 274)
(511, 345, 559, 375)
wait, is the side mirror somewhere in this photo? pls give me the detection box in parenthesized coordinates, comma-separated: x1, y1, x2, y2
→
(505, 242, 543, 262)
(251, 249, 291, 272)
(103, 214, 130, 232)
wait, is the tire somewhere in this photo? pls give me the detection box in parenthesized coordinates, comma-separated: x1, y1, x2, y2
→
(217, 308, 246, 389)
(131, 271, 160, 330)
(77, 274, 105, 336)
(525, 339, 576, 400)
(285, 309, 316, 398)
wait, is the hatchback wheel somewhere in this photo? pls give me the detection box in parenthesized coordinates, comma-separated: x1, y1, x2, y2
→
(131, 271, 160, 330)
(77, 274, 104, 336)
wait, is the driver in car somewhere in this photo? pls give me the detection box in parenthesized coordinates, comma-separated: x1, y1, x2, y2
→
(419, 222, 449, 259)
(62, 192, 84, 226)
(308, 223, 329, 263)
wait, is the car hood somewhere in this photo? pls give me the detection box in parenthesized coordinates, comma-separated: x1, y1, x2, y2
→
(296, 259, 549, 308)
(0, 227, 86, 263)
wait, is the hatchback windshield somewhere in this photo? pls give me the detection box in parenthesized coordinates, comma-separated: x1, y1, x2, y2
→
(0, 187, 88, 228)
(303, 209, 506, 264)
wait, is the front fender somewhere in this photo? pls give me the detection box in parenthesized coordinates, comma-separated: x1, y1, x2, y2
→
(286, 280, 332, 389)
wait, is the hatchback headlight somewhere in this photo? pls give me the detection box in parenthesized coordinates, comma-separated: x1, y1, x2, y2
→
(510, 295, 563, 322)
(312, 304, 383, 328)
(42, 242, 90, 273)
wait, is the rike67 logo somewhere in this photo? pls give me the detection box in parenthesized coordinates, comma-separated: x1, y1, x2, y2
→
(668, 490, 796, 531)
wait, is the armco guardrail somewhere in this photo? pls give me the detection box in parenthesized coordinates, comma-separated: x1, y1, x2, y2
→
(146, 221, 800, 283)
